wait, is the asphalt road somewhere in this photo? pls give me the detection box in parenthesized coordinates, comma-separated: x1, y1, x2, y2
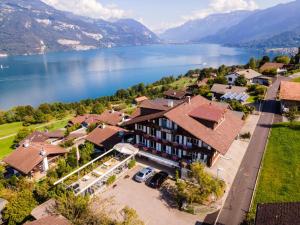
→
(215, 77, 287, 225)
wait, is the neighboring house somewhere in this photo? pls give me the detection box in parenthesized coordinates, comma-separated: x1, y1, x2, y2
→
(122, 95, 244, 167)
(24, 216, 71, 225)
(260, 62, 287, 74)
(0, 198, 8, 224)
(85, 125, 128, 152)
(134, 96, 148, 104)
(226, 69, 262, 85)
(252, 75, 273, 86)
(130, 98, 184, 118)
(279, 81, 300, 112)
(254, 202, 300, 225)
(28, 200, 71, 225)
(210, 84, 247, 99)
(3, 142, 67, 176)
(186, 78, 210, 93)
(163, 89, 189, 100)
(69, 110, 128, 127)
(19, 130, 64, 146)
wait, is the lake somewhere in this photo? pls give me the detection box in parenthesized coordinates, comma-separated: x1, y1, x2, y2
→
(0, 44, 264, 109)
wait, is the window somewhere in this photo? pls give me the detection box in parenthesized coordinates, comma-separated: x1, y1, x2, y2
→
(137, 124, 143, 131)
(150, 128, 156, 136)
(192, 139, 198, 146)
(228, 77, 233, 82)
(161, 132, 167, 140)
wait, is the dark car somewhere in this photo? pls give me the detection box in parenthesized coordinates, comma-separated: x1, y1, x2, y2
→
(148, 171, 169, 188)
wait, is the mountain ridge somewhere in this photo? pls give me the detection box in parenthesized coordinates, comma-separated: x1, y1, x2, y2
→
(0, 0, 160, 55)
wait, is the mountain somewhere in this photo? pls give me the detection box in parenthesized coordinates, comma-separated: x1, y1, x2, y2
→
(0, 0, 160, 55)
(160, 11, 253, 43)
(201, 0, 300, 48)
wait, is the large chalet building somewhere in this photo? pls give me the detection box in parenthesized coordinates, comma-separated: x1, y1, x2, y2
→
(122, 95, 244, 167)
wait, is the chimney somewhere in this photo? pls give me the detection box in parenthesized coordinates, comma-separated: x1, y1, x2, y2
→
(23, 140, 30, 148)
(187, 96, 191, 104)
(111, 109, 115, 114)
(101, 123, 106, 129)
(168, 100, 174, 108)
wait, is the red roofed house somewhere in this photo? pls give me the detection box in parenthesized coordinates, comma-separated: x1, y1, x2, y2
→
(122, 95, 244, 167)
(134, 96, 148, 104)
(69, 110, 127, 127)
(279, 81, 300, 112)
(85, 125, 128, 152)
(3, 141, 67, 177)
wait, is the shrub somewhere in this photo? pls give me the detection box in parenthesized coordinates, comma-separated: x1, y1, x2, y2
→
(240, 132, 251, 139)
(128, 159, 136, 169)
(106, 175, 116, 186)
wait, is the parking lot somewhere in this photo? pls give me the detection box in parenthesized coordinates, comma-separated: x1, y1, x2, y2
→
(101, 164, 200, 225)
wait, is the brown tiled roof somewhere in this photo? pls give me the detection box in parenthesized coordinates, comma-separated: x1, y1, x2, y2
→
(97, 110, 124, 126)
(44, 130, 65, 139)
(139, 98, 183, 111)
(260, 62, 285, 72)
(19, 131, 49, 145)
(255, 202, 300, 225)
(189, 104, 225, 123)
(122, 111, 167, 126)
(165, 96, 243, 155)
(70, 114, 101, 125)
(31, 199, 56, 220)
(3, 143, 67, 174)
(211, 84, 247, 95)
(236, 69, 262, 80)
(279, 81, 300, 102)
(70, 111, 124, 126)
(25, 216, 71, 225)
(85, 125, 127, 149)
(135, 96, 148, 103)
(124, 96, 243, 155)
(163, 89, 187, 100)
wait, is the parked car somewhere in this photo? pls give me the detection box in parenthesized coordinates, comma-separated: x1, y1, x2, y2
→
(134, 167, 154, 182)
(148, 171, 169, 188)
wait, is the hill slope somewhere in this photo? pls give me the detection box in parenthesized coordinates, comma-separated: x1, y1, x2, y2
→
(0, 0, 159, 55)
(160, 11, 253, 43)
(201, 0, 300, 47)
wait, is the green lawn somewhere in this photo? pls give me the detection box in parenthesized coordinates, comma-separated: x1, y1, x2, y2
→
(0, 122, 24, 138)
(292, 77, 300, 83)
(0, 117, 71, 159)
(0, 136, 15, 159)
(250, 122, 300, 218)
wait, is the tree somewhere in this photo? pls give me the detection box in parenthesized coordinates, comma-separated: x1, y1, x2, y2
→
(91, 102, 105, 114)
(260, 55, 270, 66)
(75, 104, 86, 116)
(3, 189, 37, 225)
(249, 58, 257, 69)
(213, 76, 227, 84)
(120, 206, 145, 225)
(274, 55, 290, 64)
(79, 142, 94, 165)
(235, 75, 247, 86)
(13, 128, 32, 145)
(285, 107, 298, 125)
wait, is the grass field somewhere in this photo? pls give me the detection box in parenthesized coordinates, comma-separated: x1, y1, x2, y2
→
(0, 117, 71, 159)
(249, 122, 300, 218)
(0, 136, 15, 159)
(292, 77, 300, 83)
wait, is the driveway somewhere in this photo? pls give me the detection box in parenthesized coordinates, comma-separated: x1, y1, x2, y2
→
(215, 76, 287, 225)
(101, 165, 200, 225)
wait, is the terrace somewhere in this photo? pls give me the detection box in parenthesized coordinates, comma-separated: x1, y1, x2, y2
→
(54, 143, 139, 196)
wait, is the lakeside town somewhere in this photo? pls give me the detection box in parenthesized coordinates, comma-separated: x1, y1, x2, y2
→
(0, 50, 299, 225)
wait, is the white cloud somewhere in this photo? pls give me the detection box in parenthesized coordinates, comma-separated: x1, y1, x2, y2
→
(41, 0, 126, 20)
(183, 0, 258, 21)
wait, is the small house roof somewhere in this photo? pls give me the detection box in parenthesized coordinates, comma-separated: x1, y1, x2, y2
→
(85, 125, 127, 149)
(260, 62, 285, 72)
(3, 142, 67, 174)
(211, 84, 247, 95)
(279, 81, 300, 102)
(236, 69, 262, 80)
(255, 202, 300, 225)
(163, 89, 188, 100)
(25, 216, 71, 225)
(135, 96, 148, 103)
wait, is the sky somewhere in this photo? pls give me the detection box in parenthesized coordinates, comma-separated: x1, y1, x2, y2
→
(42, 0, 294, 32)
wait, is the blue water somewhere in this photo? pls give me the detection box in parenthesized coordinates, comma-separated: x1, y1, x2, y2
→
(0, 44, 263, 109)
